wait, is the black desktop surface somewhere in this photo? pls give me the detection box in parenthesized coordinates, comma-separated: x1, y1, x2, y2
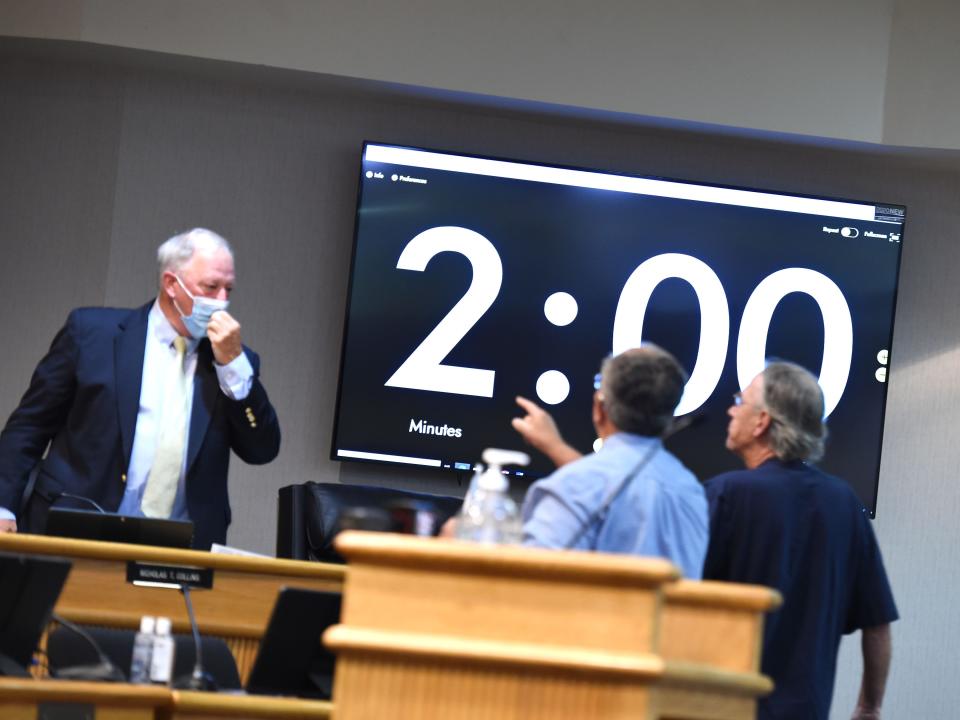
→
(45, 507, 194, 549)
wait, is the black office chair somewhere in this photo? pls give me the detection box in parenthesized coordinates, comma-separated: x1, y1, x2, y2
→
(47, 624, 241, 688)
(276, 482, 463, 562)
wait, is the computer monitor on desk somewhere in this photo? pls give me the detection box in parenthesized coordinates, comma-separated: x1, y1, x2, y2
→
(0, 552, 72, 677)
(246, 588, 342, 700)
(45, 507, 194, 549)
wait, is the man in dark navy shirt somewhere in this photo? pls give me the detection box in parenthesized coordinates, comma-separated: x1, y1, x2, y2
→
(704, 361, 897, 720)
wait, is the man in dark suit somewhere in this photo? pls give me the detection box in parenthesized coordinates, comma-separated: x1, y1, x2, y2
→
(0, 228, 280, 549)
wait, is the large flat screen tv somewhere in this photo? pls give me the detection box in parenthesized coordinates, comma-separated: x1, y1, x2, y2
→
(332, 142, 905, 515)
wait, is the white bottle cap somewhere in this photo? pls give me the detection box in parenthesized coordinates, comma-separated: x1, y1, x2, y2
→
(476, 448, 529, 492)
(140, 616, 156, 634)
(477, 465, 508, 492)
(155, 617, 172, 635)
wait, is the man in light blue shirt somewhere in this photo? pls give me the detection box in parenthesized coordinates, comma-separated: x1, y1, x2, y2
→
(514, 346, 707, 578)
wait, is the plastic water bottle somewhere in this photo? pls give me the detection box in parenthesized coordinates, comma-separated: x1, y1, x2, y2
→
(149, 617, 176, 685)
(455, 449, 530, 544)
(129, 615, 156, 684)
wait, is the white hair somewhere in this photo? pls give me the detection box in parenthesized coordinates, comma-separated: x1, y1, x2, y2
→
(156, 228, 233, 286)
(762, 361, 828, 462)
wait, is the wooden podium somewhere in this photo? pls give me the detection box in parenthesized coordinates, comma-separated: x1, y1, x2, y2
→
(1, 530, 780, 719)
(0, 533, 345, 681)
(325, 531, 780, 720)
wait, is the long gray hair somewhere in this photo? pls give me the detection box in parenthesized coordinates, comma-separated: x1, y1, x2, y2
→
(761, 361, 828, 462)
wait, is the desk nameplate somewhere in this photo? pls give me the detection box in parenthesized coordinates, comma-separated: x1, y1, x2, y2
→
(126, 562, 213, 589)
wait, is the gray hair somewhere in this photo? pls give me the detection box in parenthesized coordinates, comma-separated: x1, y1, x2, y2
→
(761, 361, 828, 462)
(600, 345, 688, 437)
(156, 228, 233, 286)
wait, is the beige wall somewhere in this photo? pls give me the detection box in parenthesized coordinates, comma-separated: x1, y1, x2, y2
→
(882, 0, 960, 148)
(4, 0, 952, 146)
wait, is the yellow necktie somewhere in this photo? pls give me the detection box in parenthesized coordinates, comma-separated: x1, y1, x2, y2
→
(142, 336, 189, 518)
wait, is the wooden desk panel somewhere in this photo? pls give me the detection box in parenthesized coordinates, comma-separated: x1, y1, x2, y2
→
(0, 533, 345, 682)
(0, 679, 333, 720)
(338, 530, 678, 655)
(662, 580, 781, 673)
(0, 678, 167, 720)
(171, 690, 332, 719)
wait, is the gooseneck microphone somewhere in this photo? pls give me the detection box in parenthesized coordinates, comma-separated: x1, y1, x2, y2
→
(49, 613, 127, 682)
(562, 414, 707, 550)
(172, 585, 218, 691)
(50, 492, 108, 513)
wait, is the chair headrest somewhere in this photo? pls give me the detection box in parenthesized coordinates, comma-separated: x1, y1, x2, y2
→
(301, 482, 462, 563)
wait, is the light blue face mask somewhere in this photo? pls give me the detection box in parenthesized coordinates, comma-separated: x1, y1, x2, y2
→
(174, 275, 229, 340)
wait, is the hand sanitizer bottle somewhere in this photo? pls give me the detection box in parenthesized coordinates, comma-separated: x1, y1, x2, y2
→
(149, 616, 176, 685)
(455, 448, 530, 544)
(129, 615, 156, 684)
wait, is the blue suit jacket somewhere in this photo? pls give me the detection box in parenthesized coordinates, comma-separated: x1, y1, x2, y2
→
(0, 302, 281, 550)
